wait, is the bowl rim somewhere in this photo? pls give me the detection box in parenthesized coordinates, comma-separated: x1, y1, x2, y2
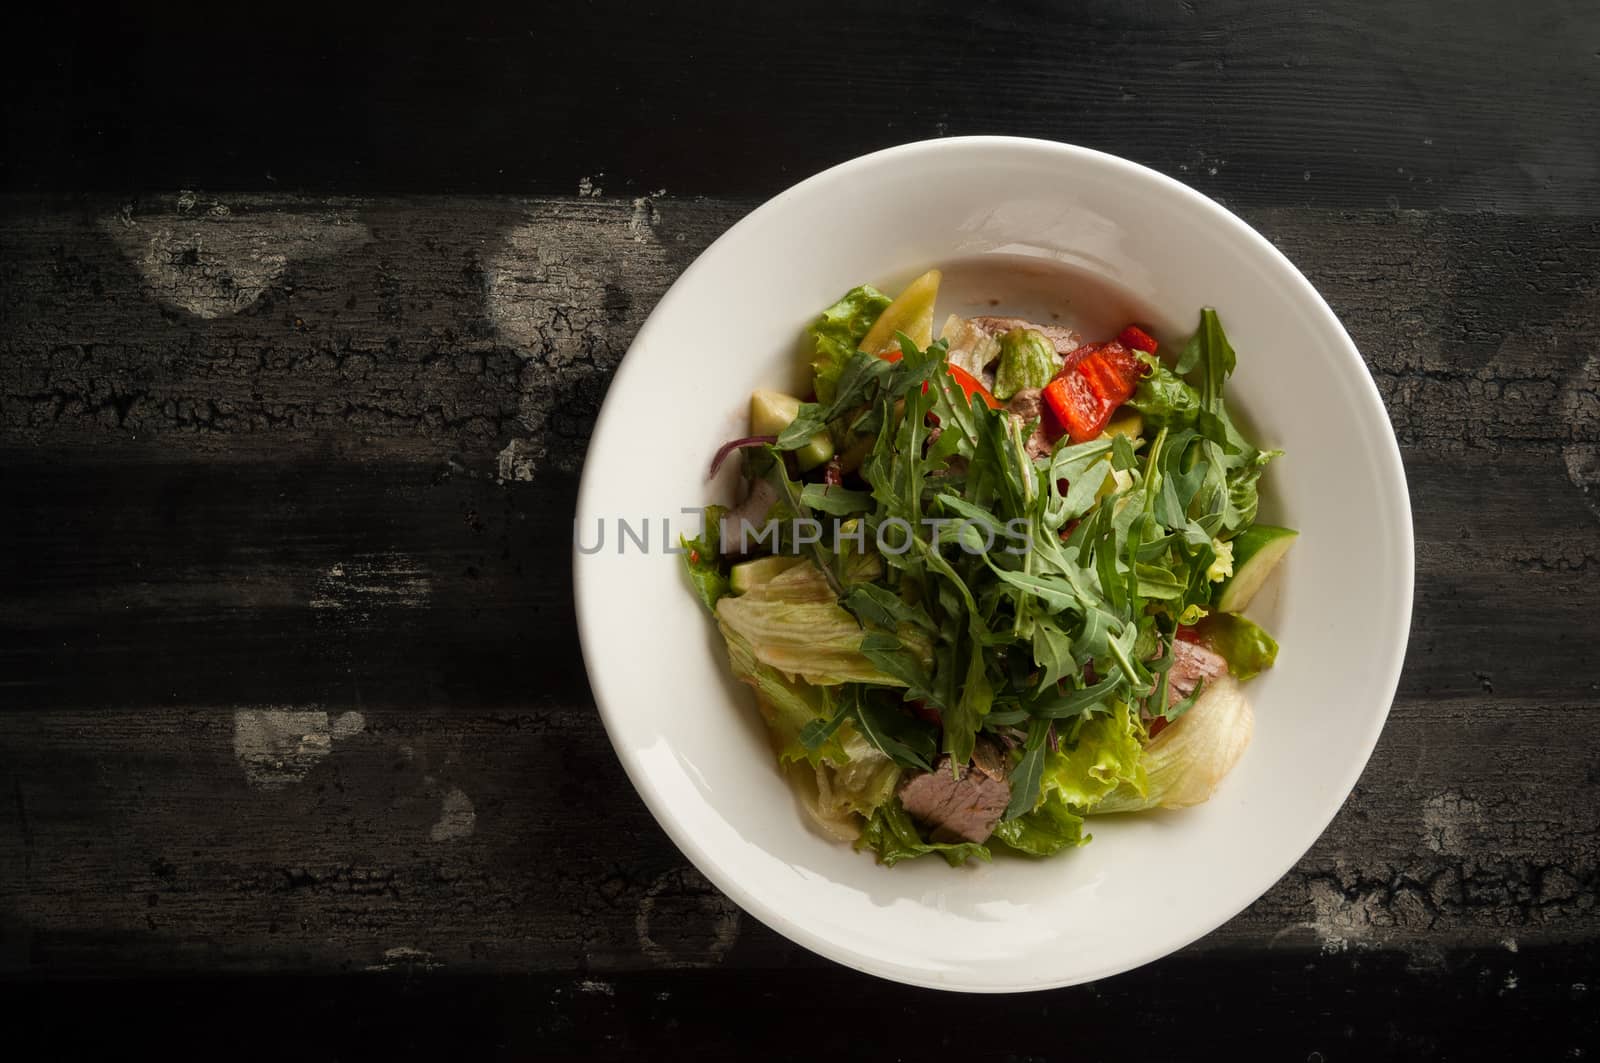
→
(573, 135, 1415, 991)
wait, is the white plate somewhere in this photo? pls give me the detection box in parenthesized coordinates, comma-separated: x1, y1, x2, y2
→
(574, 138, 1413, 992)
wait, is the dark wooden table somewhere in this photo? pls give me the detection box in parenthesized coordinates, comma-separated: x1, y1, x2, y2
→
(3, 3, 1597, 1058)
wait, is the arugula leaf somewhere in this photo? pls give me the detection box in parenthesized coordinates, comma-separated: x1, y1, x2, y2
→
(1027, 671, 1124, 719)
(852, 688, 939, 772)
(800, 483, 873, 516)
(778, 352, 895, 449)
(1003, 716, 1051, 821)
(944, 642, 994, 765)
(748, 445, 843, 596)
(843, 584, 935, 634)
(858, 631, 941, 703)
(1031, 619, 1079, 689)
(798, 709, 851, 756)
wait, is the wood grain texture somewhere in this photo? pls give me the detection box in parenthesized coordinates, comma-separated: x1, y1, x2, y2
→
(8, 2, 1600, 213)
(2, 192, 1598, 986)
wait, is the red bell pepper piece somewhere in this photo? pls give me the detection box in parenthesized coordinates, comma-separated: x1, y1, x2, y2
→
(1046, 341, 1148, 442)
(1042, 368, 1106, 443)
(947, 364, 1002, 409)
(1116, 325, 1159, 354)
(1066, 342, 1145, 404)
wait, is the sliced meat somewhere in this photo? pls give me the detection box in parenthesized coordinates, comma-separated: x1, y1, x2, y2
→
(1168, 636, 1227, 704)
(896, 737, 1011, 844)
(1006, 387, 1044, 422)
(1005, 387, 1054, 460)
(970, 316, 1082, 357)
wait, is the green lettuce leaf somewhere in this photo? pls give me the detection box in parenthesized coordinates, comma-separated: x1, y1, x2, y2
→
(1128, 356, 1201, 430)
(814, 727, 903, 818)
(855, 799, 992, 867)
(1040, 700, 1147, 809)
(807, 285, 892, 404)
(992, 788, 1087, 857)
(716, 561, 931, 686)
(680, 505, 729, 611)
(1093, 674, 1251, 813)
(721, 624, 846, 766)
(993, 328, 1058, 400)
(1199, 613, 1279, 680)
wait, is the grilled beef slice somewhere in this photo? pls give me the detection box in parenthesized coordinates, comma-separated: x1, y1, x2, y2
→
(896, 737, 1011, 844)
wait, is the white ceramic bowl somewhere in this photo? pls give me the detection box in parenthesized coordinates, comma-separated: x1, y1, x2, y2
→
(574, 137, 1413, 992)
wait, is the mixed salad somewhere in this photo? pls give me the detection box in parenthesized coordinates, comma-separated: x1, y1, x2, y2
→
(682, 269, 1296, 866)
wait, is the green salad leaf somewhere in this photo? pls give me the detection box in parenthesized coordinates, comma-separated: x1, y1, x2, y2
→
(680, 505, 729, 611)
(993, 328, 1058, 400)
(690, 296, 1286, 864)
(1199, 612, 1280, 680)
(855, 799, 992, 867)
(992, 788, 1087, 857)
(807, 285, 892, 405)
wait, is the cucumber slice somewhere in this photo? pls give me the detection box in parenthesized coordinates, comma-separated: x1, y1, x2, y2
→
(729, 554, 804, 594)
(1215, 524, 1298, 612)
(749, 389, 834, 471)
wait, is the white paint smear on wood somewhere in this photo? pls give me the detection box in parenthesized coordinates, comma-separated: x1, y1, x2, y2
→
(309, 555, 433, 612)
(482, 200, 677, 476)
(1422, 789, 1484, 854)
(365, 946, 443, 972)
(1304, 877, 1378, 955)
(102, 195, 369, 319)
(1562, 354, 1600, 521)
(635, 866, 741, 969)
(496, 438, 538, 483)
(428, 786, 477, 842)
(232, 708, 366, 789)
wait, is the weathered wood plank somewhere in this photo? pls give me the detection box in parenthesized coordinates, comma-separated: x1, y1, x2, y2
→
(8, 2, 1600, 214)
(1, 692, 1594, 975)
(3, 193, 1598, 979)
(4, 198, 1597, 465)
(1, 444, 1594, 707)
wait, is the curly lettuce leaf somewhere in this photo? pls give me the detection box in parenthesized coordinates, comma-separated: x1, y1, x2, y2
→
(1093, 674, 1252, 813)
(1128, 355, 1201, 430)
(715, 558, 933, 686)
(817, 728, 903, 819)
(807, 285, 891, 404)
(992, 788, 1087, 857)
(721, 624, 846, 766)
(993, 328, 1058, 400)
(1040, 700, 1147, 809)
(855, 799, 992, 867)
